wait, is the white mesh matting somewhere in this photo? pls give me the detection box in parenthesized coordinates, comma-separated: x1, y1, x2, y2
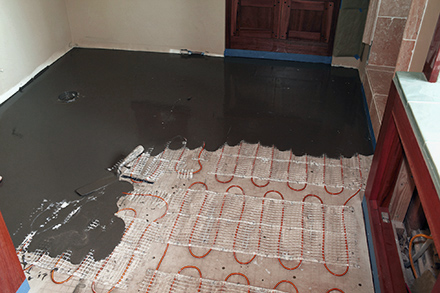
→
(19, 142, 374, 293)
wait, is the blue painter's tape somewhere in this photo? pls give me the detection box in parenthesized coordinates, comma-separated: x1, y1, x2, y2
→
(224, 49, 332, 64)
(361, 84, 376, 150)
(362, 197, 381, 293)
(16, 279, 30, 293)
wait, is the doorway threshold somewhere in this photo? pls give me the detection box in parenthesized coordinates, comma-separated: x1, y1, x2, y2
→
(224, 49, 332, 64)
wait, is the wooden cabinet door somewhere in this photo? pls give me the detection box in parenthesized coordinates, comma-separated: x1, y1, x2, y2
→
(227, 0, 340, 56)
(230, 0, 281, 39)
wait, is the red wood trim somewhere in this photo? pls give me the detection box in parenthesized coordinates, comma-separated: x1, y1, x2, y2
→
(433, 276, 440, 293)
(379, 205, 408, 292)
(391, 89, 440, 251)
(365, 85, 403, 205)
(0, 212, 26, 293)
(288, 31, 321, 41)
(226, 0, 232, 48)
(291, 0, 325, 11)
(366, 81, 440, 291)
(241, 0, 275, 7)
(364, 84, 407, 292)
(365, 200, 407, 293)
(321, 2, 334, 43)
(238, 29, 273, 39)
(230, 0, 240, 37)
(273, 0, 283, 39)
(279, 0, 291, 40)
(423, 14, 440, 82)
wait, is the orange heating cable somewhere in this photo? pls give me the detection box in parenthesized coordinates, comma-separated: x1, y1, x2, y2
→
(193, 143, 205, 175)
(146, 243, 171, 293)
(326, 289, 345, 293)
(187, 182, 210, 258)
(277, 192, 297, 270)
(232, 194, 254, 264)
(323, 156, 344, 195)
(279, 194, 323, 270)
(215, 142, 243, 183)
(287, 152, 308, 191)
(341, 154, 363, 201)
(251, 144, 275, 188)
(234, 190, 284, 265)
(168, 266, 203, 293)
(409, 234, 434, 278)
(322, 155, 362, 277)
(264, 190, 284, 200)
(344, 154, 362, 198)
(189, 185, 244, 258)
(145, 147, 168, 182)
(221, 272, 250, 293)
(277, 196, 287, 268)
(174, 143, 206, 176)
(306, 194, 345, 276)
(323, 194, 356, 277)
(226, 185, 245, 194)
(129, 155, 144, 183)
(22, 251, 46, 272)
(50, 251, 90, 284)
(92, 198, 168, 293)
(90, 207, 137, 292)
(273, 280, 299, 293)
(322, 212, 349, 276)
(174, 146, 187, 173)
(16, 237, 33, 255)
(341, 155, 363, 203)
(263, 191, 287, 272)
(146, 182, 206, 293)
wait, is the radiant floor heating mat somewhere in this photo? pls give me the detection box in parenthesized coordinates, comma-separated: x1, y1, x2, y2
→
(18, 142, 374, 293)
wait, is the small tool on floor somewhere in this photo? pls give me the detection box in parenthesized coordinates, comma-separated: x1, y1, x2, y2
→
(75, 146, 146, 196)
(180, 49, 205, 57)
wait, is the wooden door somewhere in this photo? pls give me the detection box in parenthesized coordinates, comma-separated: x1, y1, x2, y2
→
(226, 0, 340, 56)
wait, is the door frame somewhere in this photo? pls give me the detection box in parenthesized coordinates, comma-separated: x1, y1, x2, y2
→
(225, 0, 341, 56)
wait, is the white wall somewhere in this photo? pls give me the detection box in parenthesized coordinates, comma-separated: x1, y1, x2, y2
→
(0, 1, 225, 104)
(0, 0, 72, 104)
(66, 0, 225, 56)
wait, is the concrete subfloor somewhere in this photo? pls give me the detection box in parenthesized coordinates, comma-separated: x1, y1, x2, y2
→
(0, 48, 373, 267)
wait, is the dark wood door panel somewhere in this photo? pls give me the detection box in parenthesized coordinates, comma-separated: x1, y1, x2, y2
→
(232, 0, 281, 39)
(227, 0, 340, 56)
(283, 1, 334, 43)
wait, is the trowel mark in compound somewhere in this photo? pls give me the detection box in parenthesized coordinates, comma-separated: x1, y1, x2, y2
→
(30, 199, 83, 233)
(62, 207, 81, 224)
(85, 219, 100, 231)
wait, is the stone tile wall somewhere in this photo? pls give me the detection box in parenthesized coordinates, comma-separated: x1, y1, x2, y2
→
(360, 0, 428, 140)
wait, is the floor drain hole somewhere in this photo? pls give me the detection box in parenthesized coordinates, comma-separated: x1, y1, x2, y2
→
(58, 91, 79, 103)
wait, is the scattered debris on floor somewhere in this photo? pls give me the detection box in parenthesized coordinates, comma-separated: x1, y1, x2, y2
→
(57, 91, 80, 103)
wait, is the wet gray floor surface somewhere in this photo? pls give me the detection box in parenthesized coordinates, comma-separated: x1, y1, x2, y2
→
(0, 48, 374, 263)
